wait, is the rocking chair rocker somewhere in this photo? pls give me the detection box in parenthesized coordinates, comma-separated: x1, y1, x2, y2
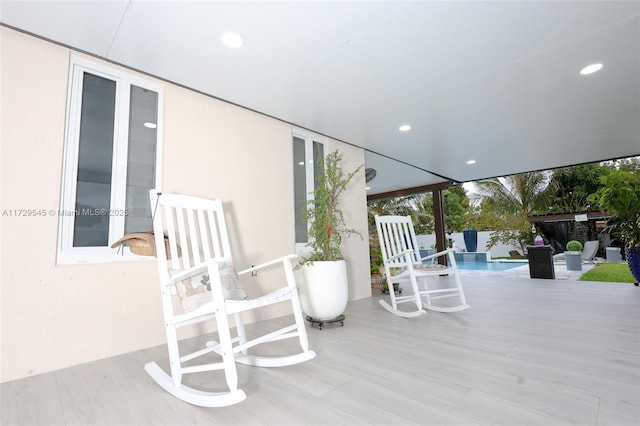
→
(375, 215, 470, 317)
(145, 191, 315, 407)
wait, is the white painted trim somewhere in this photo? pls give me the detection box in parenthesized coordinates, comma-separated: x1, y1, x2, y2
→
(292, 129, 326, 253)
(57, 57, 164, 265)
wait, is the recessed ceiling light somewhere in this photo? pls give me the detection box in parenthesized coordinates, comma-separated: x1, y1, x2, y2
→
(399, 124, 411, 132)
(580, 63, 603, 75)
(221, 32, 244, 48)
(143, 122, 157, 129)
(466, 159, 476, 165)
(365, 186, 371, 191)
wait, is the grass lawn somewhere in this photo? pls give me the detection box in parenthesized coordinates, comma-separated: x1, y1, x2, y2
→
(579, 262, 637, 283)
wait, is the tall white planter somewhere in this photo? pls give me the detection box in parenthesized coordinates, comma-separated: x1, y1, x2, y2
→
(299, 260, 348, 320)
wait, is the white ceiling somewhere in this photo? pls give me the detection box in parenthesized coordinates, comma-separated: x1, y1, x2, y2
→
(2, 0, 639, 195)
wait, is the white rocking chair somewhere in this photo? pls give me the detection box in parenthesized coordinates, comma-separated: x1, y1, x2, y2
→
(375, 215, 470, 317)
(145, 190, 316, 407)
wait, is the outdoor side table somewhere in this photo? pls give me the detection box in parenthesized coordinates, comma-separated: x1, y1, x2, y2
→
(527, 245, 555, 279)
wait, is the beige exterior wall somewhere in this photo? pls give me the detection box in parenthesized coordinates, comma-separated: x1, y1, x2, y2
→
(0, 28, 371, 383)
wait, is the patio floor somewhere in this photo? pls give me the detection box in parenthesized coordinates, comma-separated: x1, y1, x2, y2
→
(2, 274, 639, 425)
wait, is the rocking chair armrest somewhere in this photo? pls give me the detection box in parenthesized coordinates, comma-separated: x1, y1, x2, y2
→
(237, 254, 298, 276)
(386, 249, 415, 263)
(420, 248, 456, 262)
(166, 259, 226, 287)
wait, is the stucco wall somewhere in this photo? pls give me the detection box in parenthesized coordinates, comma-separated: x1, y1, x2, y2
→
(0, 27, 370, 383)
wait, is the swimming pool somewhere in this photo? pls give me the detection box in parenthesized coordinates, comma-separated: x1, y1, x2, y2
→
(456, 261, 528, 271)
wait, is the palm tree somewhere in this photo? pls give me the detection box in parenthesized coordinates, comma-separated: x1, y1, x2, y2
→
(366, 197, 414, 231)
(410, 194, 435, 235)
(471, 172, 549, 251)
(473, 172, 549, 217)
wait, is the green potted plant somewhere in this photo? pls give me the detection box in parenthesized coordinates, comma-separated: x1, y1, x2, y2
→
(589, 170, 640, 285)
(368, 236, 401, 294)
(565, 240, 583, 271)
(369, 236, 385, 287)
(298, 149, 363, 320)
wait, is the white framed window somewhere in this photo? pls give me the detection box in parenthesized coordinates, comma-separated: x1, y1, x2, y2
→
(57, 57, 163, 264)
(293, 131, 324, 251)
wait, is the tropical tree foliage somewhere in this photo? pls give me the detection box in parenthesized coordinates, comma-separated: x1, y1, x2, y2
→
(613, 156, 640, 173)
(465, 200, 508, 231)
(404, 187, 470, 234)
(366, 197, 414, 231)
(472, 172, 549, 216)
(442, 186, 470, 232)
(409, 194, 435, 235)
(544, 163, 612, 214)
(589, 169, 640, 248)
(470, 172, 549, 251)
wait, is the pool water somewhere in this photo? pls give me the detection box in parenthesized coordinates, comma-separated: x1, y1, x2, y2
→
(456, 261, 528, 271)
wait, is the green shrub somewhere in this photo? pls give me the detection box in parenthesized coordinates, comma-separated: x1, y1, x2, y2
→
(566, 240, 583, 252)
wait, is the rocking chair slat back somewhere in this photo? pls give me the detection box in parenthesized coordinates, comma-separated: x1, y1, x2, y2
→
(153, 195, 232, 274)
(377, 216, 420, 267)
(374, 214, 470, 317)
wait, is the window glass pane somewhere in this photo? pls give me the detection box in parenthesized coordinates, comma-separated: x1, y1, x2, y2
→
(73, 73, 116, 247)
(293, 136, 307, 243)
(125, 85, 158, 233)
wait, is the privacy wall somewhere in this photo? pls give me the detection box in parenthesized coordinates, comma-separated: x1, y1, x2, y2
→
(0, 28, 371, 383)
